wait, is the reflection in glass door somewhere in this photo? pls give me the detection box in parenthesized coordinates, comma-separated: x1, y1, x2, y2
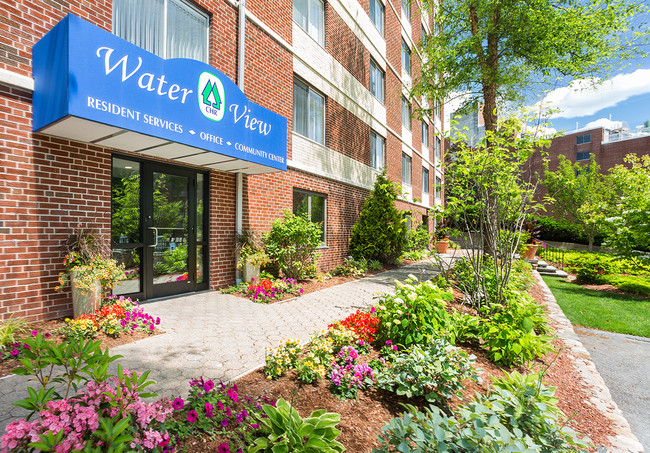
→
(111, 157, 208, 300)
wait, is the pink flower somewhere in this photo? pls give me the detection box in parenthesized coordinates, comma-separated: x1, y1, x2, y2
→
(172, 398, 184, 411)
(10, 349, 19, 356)
(187, 410, 198, 423)
(221, 418, 229, 427)
(218, 401, 224, 411)
(204, 380, 215, 392)
(218, 443, 230, 453)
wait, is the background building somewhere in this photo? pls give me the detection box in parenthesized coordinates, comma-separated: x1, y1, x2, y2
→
(0, 0, 443, 320)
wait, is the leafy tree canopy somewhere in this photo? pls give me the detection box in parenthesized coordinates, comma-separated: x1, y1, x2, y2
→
(415, 0, 648, 132)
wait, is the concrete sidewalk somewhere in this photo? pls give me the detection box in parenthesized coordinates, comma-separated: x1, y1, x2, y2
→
(0, 260, 440, 427)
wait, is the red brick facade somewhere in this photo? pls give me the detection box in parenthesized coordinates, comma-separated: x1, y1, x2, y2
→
(0, 0, 441, 320)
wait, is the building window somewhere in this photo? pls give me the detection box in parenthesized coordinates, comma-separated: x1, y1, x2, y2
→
(435, 136, 441, 161)
(422, 214, 429, 233)
(421, 24, 428, 45)
(422, 167, 429, 194)
(402, 0, 410, 19)
(369, 0, 384, 35)
(422, 121, 429, 148)
(433, 100, 441, 119)
(435, 176, 442, 200)
(371, 131, 385, 170)
(293, 78, 325, 145)
(576, 151, 591, 161)
(293, 189, 327, 243)
(294, 0, 325, 46)
(576, 133, 591, 145)
(401, 41, 411, 76)
(370, 59, 385, 103)
(402, 153, 412, 185)
(113, 0, 209, 62)
(402, 97, 411, 130)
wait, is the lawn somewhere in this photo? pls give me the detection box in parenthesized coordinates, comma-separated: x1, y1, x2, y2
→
(542, 276, 650, 338)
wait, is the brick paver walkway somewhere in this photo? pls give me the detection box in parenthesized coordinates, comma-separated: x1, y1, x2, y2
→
(0, 260, 441, 427)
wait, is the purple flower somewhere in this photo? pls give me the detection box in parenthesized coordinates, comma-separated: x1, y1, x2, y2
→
(226, 407, 232, 417)
(236, 409, 248, 423)
(392, 345, 398, 351)
(44, 333, 51, 338)
(31, 330, 38, 337)
(217, 443, 230, 453)
(187, 410, 198, 423)
(10, 349, 19, 356)
(149, 324, 155, 330)
(156, 317, 161, 325)
(370, 306, 376, 313)
(251, 423, 260, 429)
(385, 340, 392, 346)
(218, 400, 224, 411)
(23, 344, 30, 350)
(221, 418, 229, 427)
(172, 398, 184, 411)
(227, 387, 238, 402)
(204, 380, 215, 392)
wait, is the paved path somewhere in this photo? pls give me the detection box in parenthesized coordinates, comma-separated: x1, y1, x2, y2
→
(0, 260, 440, 427)
(575, 327, 650, 452)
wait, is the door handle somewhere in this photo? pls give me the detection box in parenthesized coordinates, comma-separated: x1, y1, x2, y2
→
(148, 227, 158, 248)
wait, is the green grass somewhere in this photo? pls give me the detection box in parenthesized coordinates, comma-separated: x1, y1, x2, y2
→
(542, 276, 650, 338)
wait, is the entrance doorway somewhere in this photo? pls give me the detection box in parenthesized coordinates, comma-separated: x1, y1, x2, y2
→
(111, 156, 208, 300)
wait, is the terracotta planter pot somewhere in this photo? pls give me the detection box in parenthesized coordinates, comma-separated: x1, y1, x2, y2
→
(70, 271, 102, 318)
(525, 244, 539, 260)
(436, 240, 450, 254)
(242, 259, 261, 283)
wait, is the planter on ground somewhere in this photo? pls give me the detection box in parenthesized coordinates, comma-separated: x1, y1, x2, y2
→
(525, 244, 539, 260)
(70, 270, 102, 317)
(242, 259, 261, 283)
(436, 240, 450, 254)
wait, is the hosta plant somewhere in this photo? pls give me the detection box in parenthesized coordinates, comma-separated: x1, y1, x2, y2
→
(250, 398, 345, 453)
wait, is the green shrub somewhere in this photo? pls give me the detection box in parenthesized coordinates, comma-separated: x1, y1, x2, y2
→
(373, 278, 456, 348)
(405, 226, 431, 252)
(331, 256, 368, 277)
(0, 316, 28, 354)
(534, 215, 605, 246)
(250, 398, 345, 453)
(265, 210, 322, 280)
(605, 274, 650, 296)
(401, 249, 430, 260)
(574, 255, 617, 284)
(373, 371, 592, 453)
(376, 338, 478, 403)
(349, 170, 407, 264)
(367, 259, 383, 271)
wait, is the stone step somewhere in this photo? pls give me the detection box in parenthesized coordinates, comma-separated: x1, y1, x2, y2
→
(538, 269, 569, 278)
(537, 260, 548, 267)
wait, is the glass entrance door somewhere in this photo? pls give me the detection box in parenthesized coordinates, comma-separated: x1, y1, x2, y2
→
(112, 157, 208, 300)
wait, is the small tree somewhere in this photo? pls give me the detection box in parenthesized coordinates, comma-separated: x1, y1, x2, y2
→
(603, 154, 650, 265)
(445, 118, 547, 307)
(542, 155, 607, 252)
(264, 211, 322, 280)
(349, 171, 407, 264)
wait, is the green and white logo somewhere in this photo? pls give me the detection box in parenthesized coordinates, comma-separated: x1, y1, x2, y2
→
(198, 71, 225, 121)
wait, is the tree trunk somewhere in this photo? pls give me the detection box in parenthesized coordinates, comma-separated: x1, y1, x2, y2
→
(588, 235, 594, 252)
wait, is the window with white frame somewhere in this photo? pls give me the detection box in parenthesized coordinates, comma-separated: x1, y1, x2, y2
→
(402, 153, 412, 185)
(113, 0, 209, 62)
(294, 0, 325, 46)
(402, 97, 411, 130)
(435, 136, 441, 161)
(576, 133, 591, 145)
(293, 78, 325, 145)
(370, 131, 385, 170)
(370, 59, 385, 103)
(435, 176, 442, 200)
(369, 0, 384, 35)
(433, 100, 441, 119)
(402, 0, 410, 19)
(422, 167, 429, 194)
(421, 24, 428, 45)
(401, 41, 411, 75)
(422, 121, 429, 148)
(293, 189, 327, 243)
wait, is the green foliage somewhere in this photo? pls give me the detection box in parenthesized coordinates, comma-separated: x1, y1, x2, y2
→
(603, 154, 650, 260)
(533, 215, 605, 246)
(542, 155, 608, 251)
(367, 259, 383, 271)
(0, 316, 28, 353)
(331, 257, 368, 277)
(401, 249, 431, 261)
(376, 338, 478, 403)
(414, 0, 645, 133)
(572, 254, 619, 284)
(373, 278, 455, 348)
(606, 274, 650, 296)
(265, 211, 322, 280)
(154, 244, 188, 274)
(373, 371, 592, 452)
(349, 170, 407, 264)
(405, 226, 431, 252)
(250, 398, 346, 453)
(12, 333, 121, 417)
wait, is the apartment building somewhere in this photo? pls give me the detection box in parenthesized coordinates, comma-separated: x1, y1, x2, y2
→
(0, 0, 443, 320)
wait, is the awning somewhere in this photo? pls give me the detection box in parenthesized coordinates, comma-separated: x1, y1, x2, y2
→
(32, 14, 287, 175)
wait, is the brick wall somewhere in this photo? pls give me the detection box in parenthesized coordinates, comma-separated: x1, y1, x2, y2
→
(326, 5, 368, 86)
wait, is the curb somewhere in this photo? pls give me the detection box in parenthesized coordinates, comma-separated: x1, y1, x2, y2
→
(534, 271, 644, 453)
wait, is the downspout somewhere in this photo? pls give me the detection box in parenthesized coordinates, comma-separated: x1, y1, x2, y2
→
(235, 0, 246, 283)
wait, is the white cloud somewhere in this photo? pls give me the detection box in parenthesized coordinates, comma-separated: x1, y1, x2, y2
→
(537, 69, 650, 119)
(584, 118, 625, 130)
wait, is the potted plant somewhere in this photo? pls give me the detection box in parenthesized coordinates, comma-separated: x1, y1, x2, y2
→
(56, 226, 125, 317)
(521, 218, 543, 260)
(235, 230, 270, 282)
(434, 217, 451, 254)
